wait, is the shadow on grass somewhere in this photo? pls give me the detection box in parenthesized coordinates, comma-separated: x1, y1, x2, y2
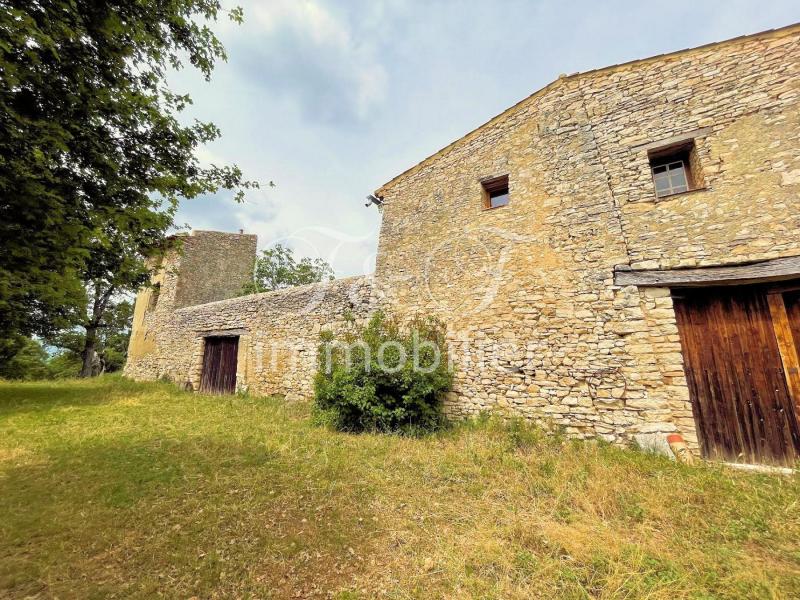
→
(0, 376, 187, 417)
(0, 432, 379, 598)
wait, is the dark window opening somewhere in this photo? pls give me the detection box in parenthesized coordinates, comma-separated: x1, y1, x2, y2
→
(482, 175, 509, 209)
(648, 140, 704, 198)
(147, 283, 161, 312)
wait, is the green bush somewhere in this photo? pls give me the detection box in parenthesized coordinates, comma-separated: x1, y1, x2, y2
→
(47, 351, 83, 379)
(0, 337, 51, 380)
(313, 311, 452, 434)
(0, 338, 83, 381)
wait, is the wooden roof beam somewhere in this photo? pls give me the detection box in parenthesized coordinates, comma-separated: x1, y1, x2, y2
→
(614, 256, 800, 288)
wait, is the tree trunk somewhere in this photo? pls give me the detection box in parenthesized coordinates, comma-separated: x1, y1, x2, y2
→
(79, 325, 98, 378)
(79, 282, 115, 378)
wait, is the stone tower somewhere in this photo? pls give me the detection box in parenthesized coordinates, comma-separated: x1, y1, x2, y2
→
(126, 230, 257, 368)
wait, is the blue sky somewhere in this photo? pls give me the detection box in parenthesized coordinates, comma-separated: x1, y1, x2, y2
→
(171, 1, 800, 277)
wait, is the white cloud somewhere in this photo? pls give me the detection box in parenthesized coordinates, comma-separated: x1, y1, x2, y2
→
(173, 0, 800, 279)
(253, 1, 349, 47)
(238, 0, 388, 123)
(193, 144, 224, 168)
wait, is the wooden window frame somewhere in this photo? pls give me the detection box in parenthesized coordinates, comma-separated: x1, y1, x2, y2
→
(481, 174, 510, 210)
(648, 140, 703, 199)
(652, 159, 690, 196)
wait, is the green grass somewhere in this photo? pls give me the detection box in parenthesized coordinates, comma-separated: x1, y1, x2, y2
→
(0, 377, 798, 599)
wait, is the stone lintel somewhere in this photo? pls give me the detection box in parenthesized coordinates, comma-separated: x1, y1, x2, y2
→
(629, 127, 713, 152)
(197, 328, 248, 338)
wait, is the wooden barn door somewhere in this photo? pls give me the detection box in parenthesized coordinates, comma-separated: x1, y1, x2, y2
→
(200, 336, 239, 394)
(673, 285, 800, 464)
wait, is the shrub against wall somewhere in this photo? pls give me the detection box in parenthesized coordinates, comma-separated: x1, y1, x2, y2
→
(313, 312, 452, 433)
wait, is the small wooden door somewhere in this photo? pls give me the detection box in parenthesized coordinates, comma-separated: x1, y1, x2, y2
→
(200, 336, 239, 394)
(674, 286, 800, 464)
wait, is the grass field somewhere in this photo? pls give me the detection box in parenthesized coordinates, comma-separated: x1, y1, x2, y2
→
(0, 377, 798, 599)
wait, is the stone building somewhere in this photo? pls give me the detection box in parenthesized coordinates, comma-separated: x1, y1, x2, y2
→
(126, 230, 375, 400)
(126, 25, 800, 465)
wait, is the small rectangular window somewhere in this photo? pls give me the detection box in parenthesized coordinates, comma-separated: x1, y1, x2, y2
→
(482, 175, 509, 209)
(648, 140, 703, 198)
(652, 160, 689, 196)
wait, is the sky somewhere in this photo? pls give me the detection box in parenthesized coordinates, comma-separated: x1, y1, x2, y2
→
(171, 0, 800, 278)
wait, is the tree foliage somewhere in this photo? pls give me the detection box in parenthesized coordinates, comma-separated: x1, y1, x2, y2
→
(314, 312, 452, 434)
(0, 0, 256, 360)
(51, 298, 133, 376)
(0, 336, 84, 380)
(241, 244, 334, 295)
(0, 296, 132, 380)
(0, 337, 51, 380)
(46, 349, 83, 379)
(73, 216, 170, 375)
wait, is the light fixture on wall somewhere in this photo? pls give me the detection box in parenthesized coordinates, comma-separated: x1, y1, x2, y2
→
(365, 194, 383, 208)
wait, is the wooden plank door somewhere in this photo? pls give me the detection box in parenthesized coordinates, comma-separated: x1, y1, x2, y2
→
(673, 286, 800, 464)
(780, 290, 800, 434)
(200, 336, 239, 394)
(783, 290, 800, 366)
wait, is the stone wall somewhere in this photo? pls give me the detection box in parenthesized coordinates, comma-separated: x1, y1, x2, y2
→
(125, 268, 375, 399)
(173, 230, 257, 308)
(125, 26, 800, 451)
(373, 25, 800, 448)
(127, 230, 257, 364)
(585, 32, 800, 269)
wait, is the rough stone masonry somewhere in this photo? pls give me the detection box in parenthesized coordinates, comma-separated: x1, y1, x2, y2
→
(126, 25, 800, 454)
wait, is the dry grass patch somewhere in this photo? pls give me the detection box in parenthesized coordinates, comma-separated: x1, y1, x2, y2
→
(0, 377, 798, 598)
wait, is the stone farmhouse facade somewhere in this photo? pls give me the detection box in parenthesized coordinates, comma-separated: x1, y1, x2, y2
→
(126, 25, 800, 464)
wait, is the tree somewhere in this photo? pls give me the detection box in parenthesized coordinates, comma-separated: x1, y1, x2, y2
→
(0, 1, 257, 362)
(0, 337, 51, 380)
(73, 212, 170, 376)
(94, 299, 134, 373)
(242, 244, 335, 295)
(51, 295, 134, 377)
